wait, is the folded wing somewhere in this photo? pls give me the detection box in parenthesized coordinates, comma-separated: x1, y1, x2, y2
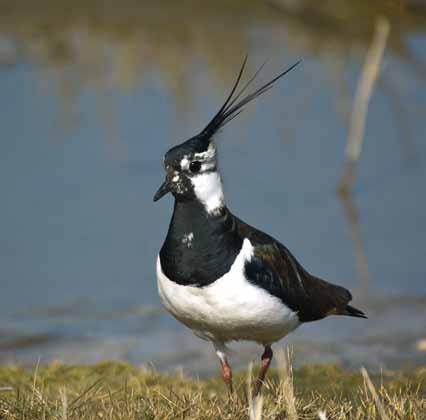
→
(237, 219, 366, 322)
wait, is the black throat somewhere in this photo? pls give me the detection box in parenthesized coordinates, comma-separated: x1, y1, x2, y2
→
(159, 199, 243, 286)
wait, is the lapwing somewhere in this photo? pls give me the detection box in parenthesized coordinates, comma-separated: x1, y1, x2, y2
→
(153, 58, 366, 397)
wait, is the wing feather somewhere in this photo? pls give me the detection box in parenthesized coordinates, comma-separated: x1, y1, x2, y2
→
(236, 217, 366, 321)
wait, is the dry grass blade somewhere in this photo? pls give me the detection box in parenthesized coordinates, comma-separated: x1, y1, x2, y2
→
(317, 410, 328, 420)
(361, 367, 390, 420)
(276, 347, 298, 420)
(68, 377, 103, 409)
(339, 16, 390, 192)
(60, 387, 68, 420)
(29, 357, 41, 409)
(247, 362, 264, 420)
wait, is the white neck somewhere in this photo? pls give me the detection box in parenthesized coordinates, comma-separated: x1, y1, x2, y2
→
(190, 171, 225, 215)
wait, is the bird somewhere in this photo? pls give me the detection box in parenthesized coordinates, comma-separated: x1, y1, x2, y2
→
(153, 57, 366, 397)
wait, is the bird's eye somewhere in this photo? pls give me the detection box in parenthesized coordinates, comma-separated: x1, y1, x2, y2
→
(189, 161, 202, 173)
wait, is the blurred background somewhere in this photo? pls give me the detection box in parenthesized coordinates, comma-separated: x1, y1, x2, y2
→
(0, 0, 425, 376)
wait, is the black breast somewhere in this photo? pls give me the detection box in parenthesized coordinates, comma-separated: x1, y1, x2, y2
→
(159, 201, 243, 287)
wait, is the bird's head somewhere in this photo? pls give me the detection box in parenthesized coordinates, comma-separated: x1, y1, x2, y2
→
(153, 57, 300, 215)
(153, 135, 223, 214)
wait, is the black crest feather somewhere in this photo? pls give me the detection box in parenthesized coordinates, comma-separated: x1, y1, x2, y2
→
(199, 57, 301, 140)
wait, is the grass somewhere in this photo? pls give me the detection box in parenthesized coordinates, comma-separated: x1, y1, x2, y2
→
(0, 357, 424, 419)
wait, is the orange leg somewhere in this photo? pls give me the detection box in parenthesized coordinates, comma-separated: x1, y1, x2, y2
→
(252, 345, 273, 398)
(216, 350, 233, 394)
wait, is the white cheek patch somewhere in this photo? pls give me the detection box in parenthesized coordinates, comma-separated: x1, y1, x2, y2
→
(201, 162, 216, 171)
(180, 156, 190, 170)
(191, 171, 224, 215)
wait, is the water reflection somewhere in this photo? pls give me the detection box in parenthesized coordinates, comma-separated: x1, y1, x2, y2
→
(0, 1, 425, 373)
(1, 1, 425, 110)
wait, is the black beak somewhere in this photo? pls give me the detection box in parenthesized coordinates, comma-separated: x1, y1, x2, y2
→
(153, 179, 171, 202)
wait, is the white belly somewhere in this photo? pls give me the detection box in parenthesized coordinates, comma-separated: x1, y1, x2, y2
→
(156, 239, 300, 345)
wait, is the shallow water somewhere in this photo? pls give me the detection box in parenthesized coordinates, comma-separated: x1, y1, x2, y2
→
(1, 1, 425, 375)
